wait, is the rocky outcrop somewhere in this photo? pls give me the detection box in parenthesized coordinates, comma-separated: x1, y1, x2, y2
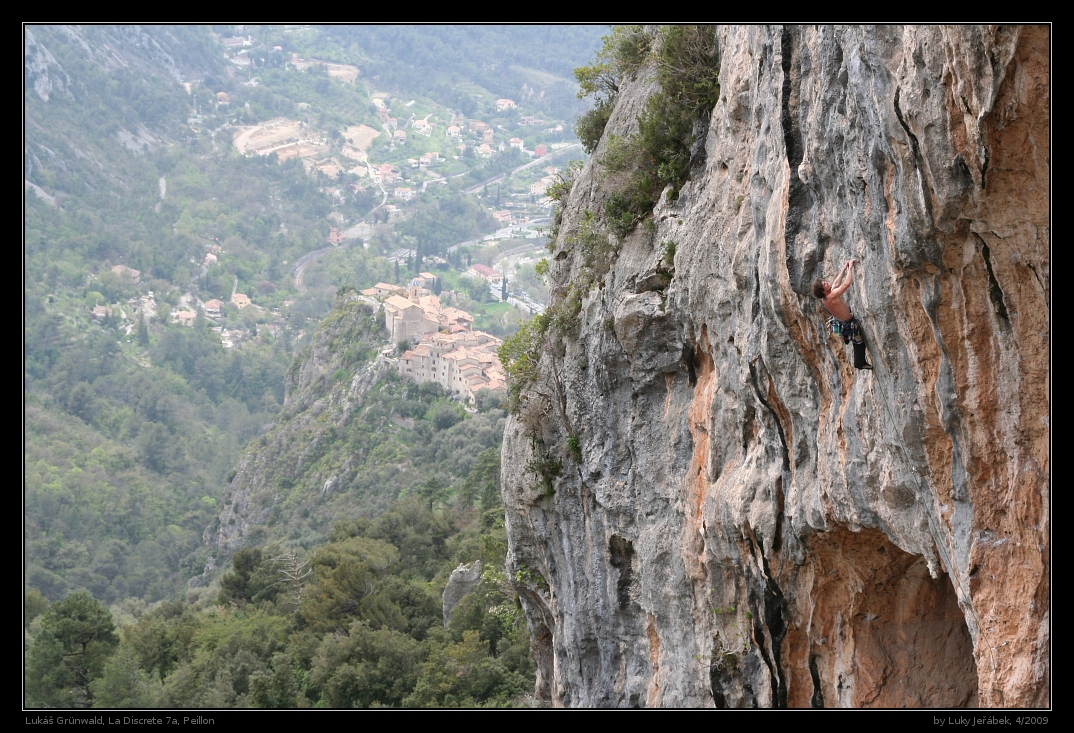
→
(442, 560, 484, 627)
(25, 26, 193, 93)
(502, 26, 1048, 708)
(25, 28, 71, 102)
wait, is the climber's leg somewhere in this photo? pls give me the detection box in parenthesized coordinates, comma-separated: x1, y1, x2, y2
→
(853, 340, 872, 370)
(846, 317, 872, 370)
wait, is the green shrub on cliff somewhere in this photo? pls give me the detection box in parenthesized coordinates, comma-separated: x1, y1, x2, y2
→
(498, 314, 549, 413)
(574, 26, 720, 236)
(574, 26, 652, 154)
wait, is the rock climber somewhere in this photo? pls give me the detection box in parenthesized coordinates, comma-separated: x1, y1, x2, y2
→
(813, 260, 873, 370)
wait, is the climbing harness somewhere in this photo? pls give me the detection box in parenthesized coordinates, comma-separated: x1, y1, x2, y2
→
(825, 316, 863, 346)
(826, 315, 842, 338)
(825, 315, 870, 369)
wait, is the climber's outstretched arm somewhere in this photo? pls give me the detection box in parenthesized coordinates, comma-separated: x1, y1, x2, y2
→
(830, 260, 855, 297)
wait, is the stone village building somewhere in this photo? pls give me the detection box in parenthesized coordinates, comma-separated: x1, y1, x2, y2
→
(399, 330, 505, 402)
(365, 280, 505, 402)
(382, 287, 472, 343)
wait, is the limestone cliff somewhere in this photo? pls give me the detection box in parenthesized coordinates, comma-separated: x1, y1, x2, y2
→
(501, 26, 1048, 708)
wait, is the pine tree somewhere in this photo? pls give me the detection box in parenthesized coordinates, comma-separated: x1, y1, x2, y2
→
(25, 592, 118, 708)
(501, 276, 508, 302)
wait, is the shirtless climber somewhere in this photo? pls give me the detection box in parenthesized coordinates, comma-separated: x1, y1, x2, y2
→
(813, 260, 873, 370)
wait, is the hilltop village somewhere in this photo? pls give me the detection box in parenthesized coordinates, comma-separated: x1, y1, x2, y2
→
(361, 273, 505, 402)
(144, 265, 508, 404)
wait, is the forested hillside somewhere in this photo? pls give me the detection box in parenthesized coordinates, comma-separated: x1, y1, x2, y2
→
(203, 293, 510, 557)
(27, 290, 533, 708)
(24, 24, 604, 708)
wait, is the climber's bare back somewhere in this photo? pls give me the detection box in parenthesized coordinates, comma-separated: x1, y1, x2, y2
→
(821, 291, 852, 321)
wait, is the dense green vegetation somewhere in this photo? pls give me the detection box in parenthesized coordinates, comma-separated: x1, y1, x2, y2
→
(195, 294, 509, 549)
(25, 591, 120, 708)
(393, 188, 497, 255)
(26, 498, 530, 708)
(26, 291, 527, 708)
(25, 284, 524, 707)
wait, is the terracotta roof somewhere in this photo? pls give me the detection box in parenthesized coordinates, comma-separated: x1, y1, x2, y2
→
(444, 308, 473, 322)
(384, 295, 418, 310)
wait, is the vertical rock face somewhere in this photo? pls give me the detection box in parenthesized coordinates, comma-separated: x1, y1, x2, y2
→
(502, 26, 1048, 708)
